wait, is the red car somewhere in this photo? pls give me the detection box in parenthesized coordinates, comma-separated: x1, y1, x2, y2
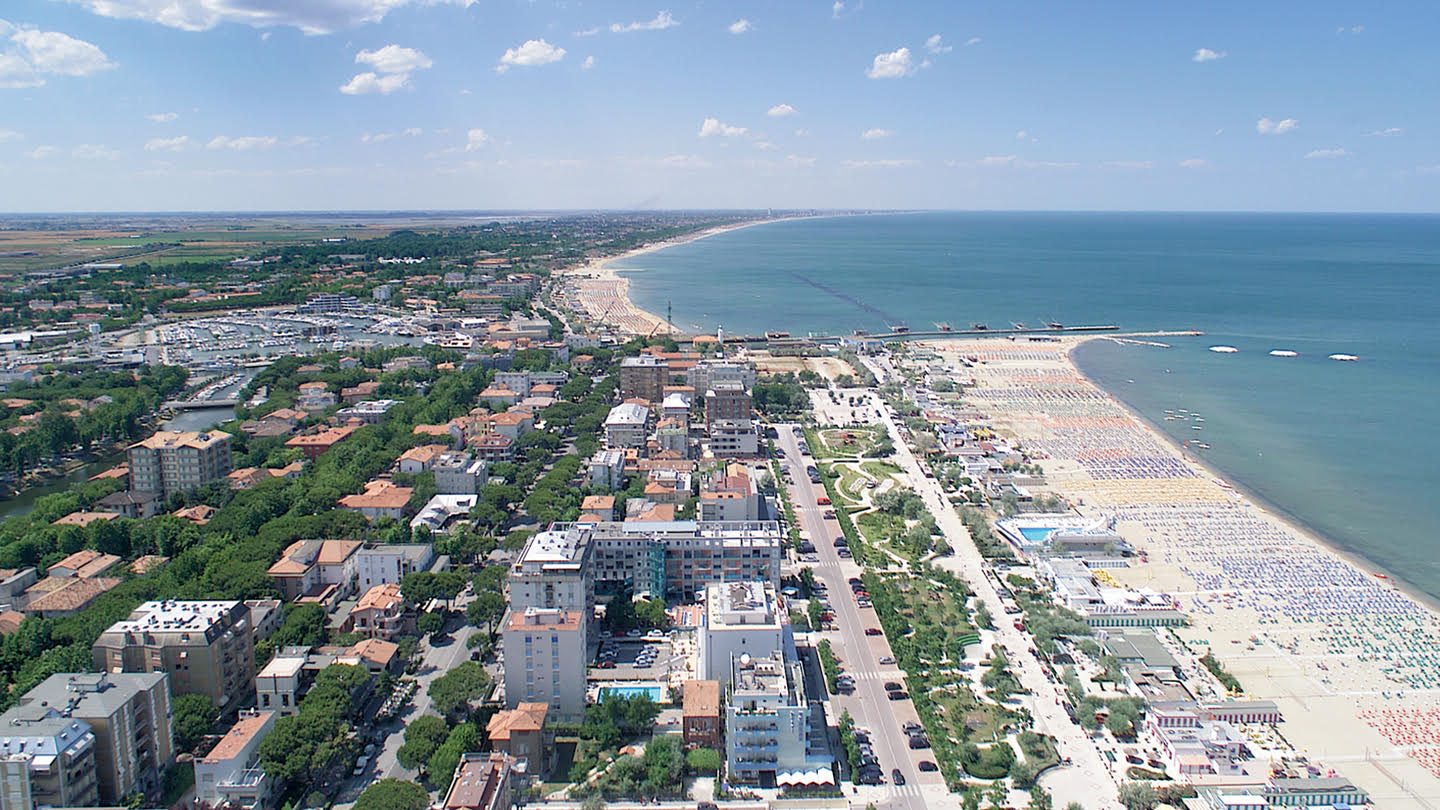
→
(865, 628, 883, 636)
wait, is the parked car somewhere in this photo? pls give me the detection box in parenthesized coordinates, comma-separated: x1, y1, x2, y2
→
(884, 681, 903, 692)
(887, 690, 909, 701)
(918, 760, 938, 772)
(865, 628, 883, 636)
(879, 655, 895, 665)
(908, 735, 931, 749)
(903, 721, 923, 733)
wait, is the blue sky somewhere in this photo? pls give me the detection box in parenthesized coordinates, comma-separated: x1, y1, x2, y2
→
(1, 0, 1436, 212)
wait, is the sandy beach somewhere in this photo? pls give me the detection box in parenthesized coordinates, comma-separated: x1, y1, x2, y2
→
(559, 217, 806, 337)
(921, 334, 1440, 807)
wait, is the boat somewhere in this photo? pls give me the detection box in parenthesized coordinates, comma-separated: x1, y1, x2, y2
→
(889, 325, 910, 333)
(1192, 425, 1204, 430)
(1209, 345, 1239, 353)
(1269, 350, 1299, 357)
(971, 322, 989, 330)
(1048, 321, 1063, 329)
(1329, 353, 1359, 361)
(1011, 322, 1026, 329)
(1374, 572, 1389, 579)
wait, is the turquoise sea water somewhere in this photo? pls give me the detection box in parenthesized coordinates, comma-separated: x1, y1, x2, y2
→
(620, 212, 1440, 601)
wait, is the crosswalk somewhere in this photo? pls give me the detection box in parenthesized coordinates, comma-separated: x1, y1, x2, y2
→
(888, 783, 923, 799)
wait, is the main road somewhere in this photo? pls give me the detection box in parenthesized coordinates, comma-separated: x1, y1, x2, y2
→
(775, 426, 936, 810)
(856, 356, 1121, 809)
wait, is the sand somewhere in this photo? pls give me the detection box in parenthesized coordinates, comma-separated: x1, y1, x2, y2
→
(922, 334, 1440, 807)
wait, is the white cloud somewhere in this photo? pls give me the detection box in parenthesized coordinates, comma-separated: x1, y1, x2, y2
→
(1179, 158, 1206, 168)
(147, 112, 178, 123)
(403, 127, 422, 136)
(965, 36, 981, 46)
(1305, 147, 1348, 159)
(0, 129, 20, 143)
(497, 39, 564, 72)
(1257, 117, 1299, 135)
(610, 11, 678, 33)
(356, 44, 432, 74)
(1364, 127, 1403, 137)
(660, 154, 709, 169)
(1337, 25, 1364, 34)
(26, 145, 56, 159)
(967, 155, 1078, 169)
(1417, 164, 1440, 175)
(339, 71, 410, 95)
(57, 0, 478, 35)
(207, 135, 279, 150)
(1103, 160, 1153, 169)
(866, 47, 914, 79)
(574, 27, 600, 37)
(860, 128, 892, 140)
(145, 135, 189, 151)
(767, 103, 797, 117)
(73, 143, 119, 160)
(1015, 130, 1027, 140)
(465, 129, 489, 151)
(794, 128, 809, 137)
(361, 132, 393, 143)
(1193, 48, 1225, 62)
(728, 19, 751, 34)
(581, 55, 595, 70)
(785, 155, 816, 168)
(980, 155, 1016, 166)
(0, 19, 113, 87)
(754, 141, 778, 151)
(699, 117, 748, 138)
(841, 159, 919, 169)
(832, 1, 862, 19)
(925, 34, 952, 54)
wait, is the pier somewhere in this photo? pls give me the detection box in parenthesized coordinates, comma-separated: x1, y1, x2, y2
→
(714, 323, 1127, 346)
(163, 398, 240, 410)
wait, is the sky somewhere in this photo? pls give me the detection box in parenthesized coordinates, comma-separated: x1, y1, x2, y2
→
(1, 0, 1437, 212)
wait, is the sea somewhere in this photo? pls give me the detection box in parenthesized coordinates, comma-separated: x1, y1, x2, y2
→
(618, 212, 1440, 602)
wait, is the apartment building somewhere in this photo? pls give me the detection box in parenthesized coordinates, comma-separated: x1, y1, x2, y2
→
(266, 539, 362, 603)
(433, 452, 489, 494)
(619, 355, 666, 403)
(355, 544, 437, 590)
(508, 526, 594, 615)
(128, 430, 233, 499)
(193, 709, 278, 810)
(443, 752, 516, 810)
(708, 419, 759, 457)
(682, 679, 722, 750)
(725, 653, 813, 786)
(687, 360, 757, 395)
(0, 711, 98, 809)
(486, 703, 552, 778)
(348, 583, 413, 640)
(699, 582, 792, 687)
(17, 672, 173, 804)
(704, 383, 752, 426)
(501, 608, 586, 723)
(603, 403, 649, 449)
(92, 601, 256, 710)
(560, 520, 782, 600)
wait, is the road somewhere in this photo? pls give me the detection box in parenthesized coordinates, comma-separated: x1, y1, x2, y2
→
(856, 357, 1122, 809)
(775, 426, 933, 810)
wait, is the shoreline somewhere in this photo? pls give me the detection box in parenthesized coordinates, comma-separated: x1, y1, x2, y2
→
(1067, 335, 1440, 617)
(560, 214, 837, 336)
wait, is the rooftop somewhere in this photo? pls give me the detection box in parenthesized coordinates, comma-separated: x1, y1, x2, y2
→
(682, 679, 720, 717)
(131, 429, 230, 451)
(103, 600, 241, 636)
(339, 480, 413, 510)
(486, 702, 547, 741)
(200, 710, 276, 764)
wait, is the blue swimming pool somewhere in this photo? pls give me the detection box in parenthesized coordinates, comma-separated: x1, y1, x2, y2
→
(1018, 527, 1059, 542)
(599, 685, 667, 702)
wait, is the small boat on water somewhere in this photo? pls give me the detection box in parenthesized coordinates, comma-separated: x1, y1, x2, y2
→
(1329, 353, 1359, 361)
(1269, 349, 1299, 357)
(1209, 345, 1239, 353)
(971, 322, 989, 330)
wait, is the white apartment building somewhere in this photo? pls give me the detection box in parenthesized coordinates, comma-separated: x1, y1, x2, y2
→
(509, 526, 594, 615)
(708, 419, 759, 457)
(725, 653, 813, 786)
(604, 403, 650, 449)
(559, 520, 782, 600)
(255, 655, 306, 718)
(700, 582, 792, 687)
(502, 608, 586, 723)
(588, 450, 625, 490)
(193, 710, 277, 810)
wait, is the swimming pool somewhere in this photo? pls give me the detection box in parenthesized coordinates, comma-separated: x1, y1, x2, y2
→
(1018, 527, 1059, 543)
(599, 685, 667, 702)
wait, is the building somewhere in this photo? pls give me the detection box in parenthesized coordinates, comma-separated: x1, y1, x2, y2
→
(335, 399, 400, 426)
(682, 679, 721, 750)
(22, 575, 122, 618)
(95, 489, 161, 519)
(348, 583, 413, 640)
(410, 494, 479, 534)
(509, 526, 594, 615)
(688, 360, 756, 393)
(473, 432, 515, 463)
(255, 654, 307, 718)
(193, 709, 277, 810)
(588, 449, 625, 490)
(700, 582, 792, 687)
(563, 520, 783, 600)
(433, 452, 489, 494)
(16, 672, 173, 804)
(0, 711, 98, 809)
(698, 465, 767, 522)
(398, 443, 449, 474)
(92, 601, 256, 710)
(244, 599, 283, 641)
(619, 355, 667, 403)
(266, 539, 362, 603)
(355, 544, 437, 590)
(604, 403, 649, 449)
(501, 608, 586, 722)
(486, 703, 551, 778)
(443, 752, 515, 810)
(489, 411, 534, 440)
(704, 383, 752, 426)
(1262, 777, 1369, 807)
(708, 418, 759, 457)
(725, 653, 813, 786)
(1038, 558, 1188, 628)
(337, 480, 413, 521)
(128, 430, 233, 498)
(285, 425, 358, 460)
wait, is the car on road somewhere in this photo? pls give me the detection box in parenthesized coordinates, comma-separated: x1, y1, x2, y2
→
(903, 721, 923, 733)
(353, 756, 369, 777)
(892, 769, 906, 786)
(908, 734, 931, 749)
(596, 661, 616, 669)
(816, 495, 830, 505)
(856, 598, 872, 607)
(856, 766, 884, 785)
(887, 690, 909, 701)
(884, 681, 903, 692)
(879, 655, 895, 665)
(918, 760, 938, 772)
(865, 627, 883, 636)
(837, 548, 852, 558)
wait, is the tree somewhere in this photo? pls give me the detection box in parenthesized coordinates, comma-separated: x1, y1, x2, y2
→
(685, 747, 721, 774)
(466, 590, 506, 631)
(171, 694, 219, 752)
(417, 611, 445, 636)
(1010, 757, 1039, 789)
(396, 714, 449, 770)
(402, 571, 467, 607)
(1117, 782, 1160, 810)
(354, 779, 429, 810)
(427, 723, 480, 783)
(641, 735, 685, 797)
(1027, 786, 1053, 810)
(428, 661, 490, 719)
